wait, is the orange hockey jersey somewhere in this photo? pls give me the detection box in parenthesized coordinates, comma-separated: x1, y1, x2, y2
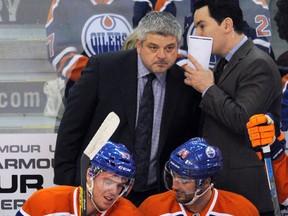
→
(139, 188, 259, 216)
(16, 186, 143, 216)
(273, 153, 288, 207)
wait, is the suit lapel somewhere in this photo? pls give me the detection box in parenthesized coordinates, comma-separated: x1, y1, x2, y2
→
(218, 39, 254, 84)
(118, 50, 138, 138)
(158, 66, 184, 153)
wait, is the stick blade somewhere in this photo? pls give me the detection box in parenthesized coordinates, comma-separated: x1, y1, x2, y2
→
(80, 112, 120, 216)
(83, 112, 120, 159)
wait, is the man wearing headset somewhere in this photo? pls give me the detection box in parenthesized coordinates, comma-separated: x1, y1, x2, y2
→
(16, 141, 143, 216)
(139, 137, 259, 215)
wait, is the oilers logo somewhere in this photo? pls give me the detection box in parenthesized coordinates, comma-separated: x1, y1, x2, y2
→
(82, 13, 132, 56)
(205, 146, 216, 159)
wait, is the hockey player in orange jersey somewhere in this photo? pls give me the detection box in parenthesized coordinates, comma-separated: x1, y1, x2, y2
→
(138, 137, 259, 216)
(46, 0, 134, 101)
(246, 113, 288, 212)
(16, 141, 143, 216)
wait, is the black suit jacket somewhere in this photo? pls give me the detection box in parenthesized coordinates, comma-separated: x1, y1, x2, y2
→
(54, 49, 201, 190)
(201, 40, 282, 212)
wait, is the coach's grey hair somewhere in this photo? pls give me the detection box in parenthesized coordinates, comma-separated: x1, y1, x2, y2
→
(137, 11, 182, 44)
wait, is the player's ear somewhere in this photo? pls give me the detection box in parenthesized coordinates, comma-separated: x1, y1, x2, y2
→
(136, 39, 141, 53)
(86, 168, 92, 185)
(203, 177, 212, 186)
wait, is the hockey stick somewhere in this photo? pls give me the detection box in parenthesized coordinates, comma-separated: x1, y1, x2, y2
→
(262, 145, 281, 216)
(80, 112, 120, 216)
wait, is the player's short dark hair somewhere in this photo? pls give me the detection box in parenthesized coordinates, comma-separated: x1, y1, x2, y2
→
(193, 0, 244, 34)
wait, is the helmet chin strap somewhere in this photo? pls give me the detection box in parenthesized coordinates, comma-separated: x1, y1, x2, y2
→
(87, 179, 106, 214)
(183, 183, 214, 206)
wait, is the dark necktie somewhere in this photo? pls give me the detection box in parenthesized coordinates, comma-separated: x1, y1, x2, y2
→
(134, 73, 156, 191)
(214, 58, 228, 84)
